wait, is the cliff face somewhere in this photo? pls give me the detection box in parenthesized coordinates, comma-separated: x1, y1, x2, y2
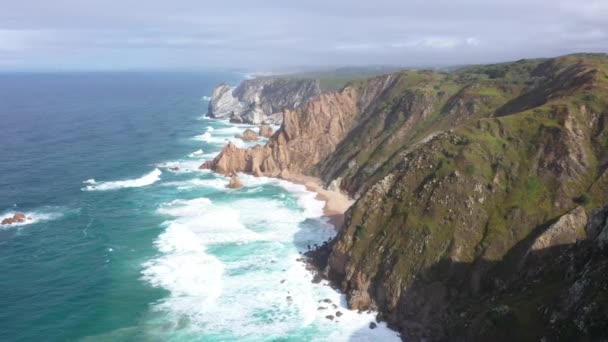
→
(202, 86, 361, 176)
(323, 55, 608, 340)
(207, 78, 321, 124)
(204, 54, 608, 341)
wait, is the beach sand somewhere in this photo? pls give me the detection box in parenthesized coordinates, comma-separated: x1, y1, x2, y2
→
(284, 174, 354, 230)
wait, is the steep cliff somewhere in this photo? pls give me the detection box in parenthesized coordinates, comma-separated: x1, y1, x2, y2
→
(323, 54, 608, 340)
(207, 77, 321, 124)
(204, 54, 608, 341)
(201, 86, 361, 176)
(201, 77, 398, 176)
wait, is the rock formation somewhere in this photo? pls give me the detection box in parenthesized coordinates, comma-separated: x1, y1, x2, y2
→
(207, 78, 321, 125)
(201, 79, 396, 177)
(1, 212, 29, 225)
(206, 54, 608, 341)
(235, 129, 259, 141)
(259, 124, 274, 138)
(226, 173, 243, 189)
(207, 84, 245, 119)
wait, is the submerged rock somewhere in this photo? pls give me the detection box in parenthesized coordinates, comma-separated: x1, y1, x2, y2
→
(226, 173, 243, 189)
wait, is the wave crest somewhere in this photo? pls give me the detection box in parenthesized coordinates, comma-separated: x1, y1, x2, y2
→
(82, 168, 162, 191)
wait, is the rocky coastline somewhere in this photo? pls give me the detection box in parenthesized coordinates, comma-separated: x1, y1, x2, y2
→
(207, 77, 321, 125)
(203, 54, 608, 341)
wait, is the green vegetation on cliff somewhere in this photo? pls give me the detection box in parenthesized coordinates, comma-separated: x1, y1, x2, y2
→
(317, 54, 608, 341)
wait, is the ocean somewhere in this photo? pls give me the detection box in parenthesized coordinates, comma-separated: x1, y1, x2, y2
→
(0, 72, 399, 341)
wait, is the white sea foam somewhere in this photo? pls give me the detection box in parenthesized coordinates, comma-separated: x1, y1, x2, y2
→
(210, 126, 242, 135)
(156, 160, 204, 173)
(141, 118, 400, 340)
(193, 131, 213, 142)
(201, 95, 211, 101)
(141, 222, 225, 317)
(188, 149, 204, 158)
(239, 174, 325, 219)
(144, 191, 398, 340)
(192, 131, 247, 148)
(156, 198, 263, 244)
(162, 178, 228, 190)
(82, 168, 162, 191)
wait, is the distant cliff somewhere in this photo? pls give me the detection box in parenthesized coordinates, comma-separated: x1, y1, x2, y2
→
(203, 54, 608, 341)
(201, 74, 398, 177)
(207, 78, 321, 124)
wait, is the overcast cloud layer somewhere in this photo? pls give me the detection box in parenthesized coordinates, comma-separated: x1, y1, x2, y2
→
(1, 0, 607, 71)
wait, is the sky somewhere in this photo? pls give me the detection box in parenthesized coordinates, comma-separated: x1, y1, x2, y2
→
(0, 0, 607, 71)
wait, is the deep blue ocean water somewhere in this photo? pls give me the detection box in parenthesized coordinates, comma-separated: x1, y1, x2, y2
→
(0, 72, 399, 341)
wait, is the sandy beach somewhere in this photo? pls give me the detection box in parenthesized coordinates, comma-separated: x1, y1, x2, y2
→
(284, 174, 354, 230)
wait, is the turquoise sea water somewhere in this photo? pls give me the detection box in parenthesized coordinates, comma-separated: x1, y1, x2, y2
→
(0, 72, 399, 341)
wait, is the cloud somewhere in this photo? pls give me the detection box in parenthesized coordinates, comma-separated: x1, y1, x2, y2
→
(560, 0, 608, 21)
(466, 37, 480, 46)
(415, 37, 461, 49)
(0, 0, 605, 70)
(0, 29, 41, 51)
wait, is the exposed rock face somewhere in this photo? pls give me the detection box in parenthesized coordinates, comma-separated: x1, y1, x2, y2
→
(207, 84, 244, 119)
(233, 101, 266, 125)
(587, 205, 608, 244)
(226, 174, 243, 189)
(203, 86, 364, 177)
(207, 78, 321, 124)
(259, 124, 274, 138)
(529, 206, 587, 251)
(1, 212, 28, 225)
(235, 129, 259, 141)
(322, 55, 608, 341)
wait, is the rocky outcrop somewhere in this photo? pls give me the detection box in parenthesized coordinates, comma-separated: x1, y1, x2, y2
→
(207, 84, 245, 118)
(235, 129, 259, 141)
(587, 205, 608, 243)
(207, 78, 321, 124)
(259, 124, 274, 138)
(529, 206, 587, 252)
(1, 212, 29, 225)
(226, 173, 243, 189)
(202, 86, 362, 177)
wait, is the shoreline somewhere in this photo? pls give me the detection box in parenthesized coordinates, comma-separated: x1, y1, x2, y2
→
(283, 173, 354, 230)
